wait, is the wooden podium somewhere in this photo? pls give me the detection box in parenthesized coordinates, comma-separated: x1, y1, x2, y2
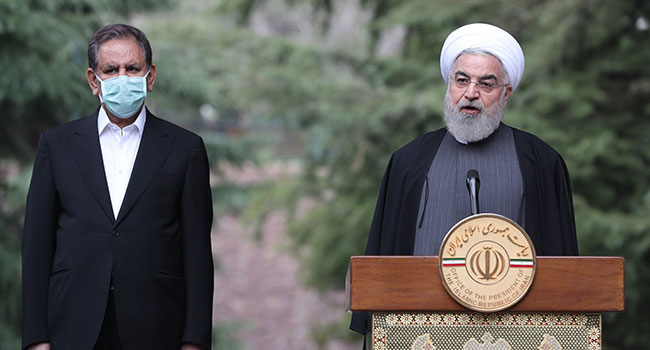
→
(346, 256, 624, 350)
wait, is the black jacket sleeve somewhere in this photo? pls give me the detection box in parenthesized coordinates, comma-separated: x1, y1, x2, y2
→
(22, 134, 59, 348)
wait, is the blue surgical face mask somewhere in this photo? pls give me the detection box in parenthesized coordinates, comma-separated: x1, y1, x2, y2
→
(95, 71, 149, 119)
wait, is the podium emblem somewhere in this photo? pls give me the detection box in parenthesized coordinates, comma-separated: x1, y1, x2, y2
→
(438, 213, 536, 312)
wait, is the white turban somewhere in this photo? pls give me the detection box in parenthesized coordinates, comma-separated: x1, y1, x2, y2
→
(440, 23, 525, 91)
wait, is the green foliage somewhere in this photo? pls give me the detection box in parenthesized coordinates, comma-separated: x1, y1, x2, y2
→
(213, 321, 246, 350)
(575, 195, 650, 348)
(1, 0, 94, 159)
(0, 165, 27, 349)
(310, 313, 360, 348)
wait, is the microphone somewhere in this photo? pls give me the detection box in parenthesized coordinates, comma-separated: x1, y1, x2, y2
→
(466, 169, 480, 215)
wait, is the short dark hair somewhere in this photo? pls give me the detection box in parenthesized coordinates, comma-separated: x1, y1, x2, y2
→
(87, 24, 152, 71)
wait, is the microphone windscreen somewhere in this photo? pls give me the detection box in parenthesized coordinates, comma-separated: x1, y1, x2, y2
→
(467, 169, 479, 179)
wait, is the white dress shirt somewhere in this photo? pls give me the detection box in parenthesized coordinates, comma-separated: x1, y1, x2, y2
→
(97, 106, 147, 219)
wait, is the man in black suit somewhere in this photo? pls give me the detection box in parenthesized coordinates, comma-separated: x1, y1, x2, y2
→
(22, 24, 214, 350)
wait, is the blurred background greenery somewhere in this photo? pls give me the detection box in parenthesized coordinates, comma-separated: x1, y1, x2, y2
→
(1, 0, 649, 349)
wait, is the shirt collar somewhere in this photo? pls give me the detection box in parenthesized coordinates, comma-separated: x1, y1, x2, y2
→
(452, 135, 469, 144)
(97, 105, 147, 135)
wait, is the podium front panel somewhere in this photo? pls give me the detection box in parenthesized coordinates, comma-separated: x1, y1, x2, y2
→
(347, 256, 624, 312)
(371, 312, 601, 350)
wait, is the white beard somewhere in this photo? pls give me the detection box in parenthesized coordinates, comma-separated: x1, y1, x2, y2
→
(443, 92, 506, 143)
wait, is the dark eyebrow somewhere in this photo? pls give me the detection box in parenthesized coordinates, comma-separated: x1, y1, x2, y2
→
(100, 62, 143, 71)
(100, 64, 117, 71)
(479, 74, 498, 81)
(453, 71, 499, 81)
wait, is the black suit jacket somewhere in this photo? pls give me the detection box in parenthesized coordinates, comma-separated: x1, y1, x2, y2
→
(22, 108, 214, 350)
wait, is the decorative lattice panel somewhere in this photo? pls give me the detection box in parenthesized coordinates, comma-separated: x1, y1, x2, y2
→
(371, 312, 601, 350)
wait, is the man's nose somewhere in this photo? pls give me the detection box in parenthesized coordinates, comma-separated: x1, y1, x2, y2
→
(464, 83, 480, 100)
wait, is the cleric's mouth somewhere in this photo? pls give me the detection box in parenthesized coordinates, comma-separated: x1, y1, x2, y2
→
(460, 106, 481, 114)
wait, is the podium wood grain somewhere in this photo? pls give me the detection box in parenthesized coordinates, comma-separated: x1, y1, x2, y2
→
(346, 256, 624, 312)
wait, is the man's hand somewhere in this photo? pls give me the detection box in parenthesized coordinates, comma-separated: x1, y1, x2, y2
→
(181, 343, 204, 350)
(27, 343, 51, 350)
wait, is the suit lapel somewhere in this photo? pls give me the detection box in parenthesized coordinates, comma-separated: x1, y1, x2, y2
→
(115, 110, 175, 226)
(69, 109, 116, 222)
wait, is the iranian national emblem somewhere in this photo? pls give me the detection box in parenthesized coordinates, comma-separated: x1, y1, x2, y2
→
(468, 245, 508, 284)
(439, 214, 536, 312)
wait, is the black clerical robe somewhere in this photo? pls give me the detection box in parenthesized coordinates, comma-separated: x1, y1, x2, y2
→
(350, 124, 579, 335)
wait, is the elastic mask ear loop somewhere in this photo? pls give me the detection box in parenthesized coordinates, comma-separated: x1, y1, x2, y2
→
(94, 72, 104, 103)
(143, 70, 150, 90)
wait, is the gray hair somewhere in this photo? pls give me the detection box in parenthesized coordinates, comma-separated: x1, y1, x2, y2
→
(87, 24, 152, 71)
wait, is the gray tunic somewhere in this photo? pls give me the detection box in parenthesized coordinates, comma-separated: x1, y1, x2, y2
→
(413, 124, 524, 255)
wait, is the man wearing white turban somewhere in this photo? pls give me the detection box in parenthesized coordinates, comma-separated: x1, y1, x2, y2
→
(350, 23, 578, 344)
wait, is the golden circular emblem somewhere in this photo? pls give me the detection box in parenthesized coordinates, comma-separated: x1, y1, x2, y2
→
(438, 213, 537, 312)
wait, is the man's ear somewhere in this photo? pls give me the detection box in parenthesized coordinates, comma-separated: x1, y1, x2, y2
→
(503, 84, 513, 105)
(146, 64, 157, 92)
(86, 69, 101, 96)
